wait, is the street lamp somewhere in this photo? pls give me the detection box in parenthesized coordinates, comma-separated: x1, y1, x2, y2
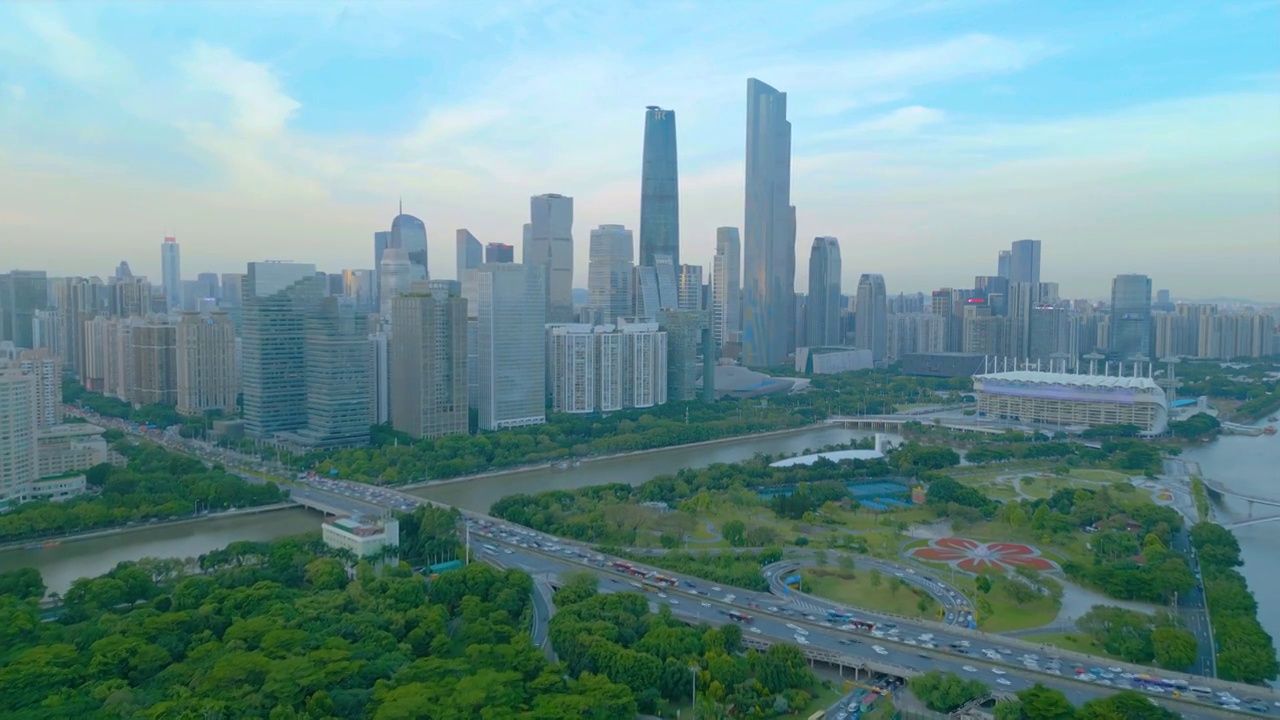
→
(690, 665, 698, 718)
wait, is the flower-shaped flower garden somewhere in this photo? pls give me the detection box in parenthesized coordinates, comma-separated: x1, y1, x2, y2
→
(910, 537, 1058, 572)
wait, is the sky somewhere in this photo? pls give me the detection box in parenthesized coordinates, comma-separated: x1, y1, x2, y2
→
(1, 0, 1278, 301)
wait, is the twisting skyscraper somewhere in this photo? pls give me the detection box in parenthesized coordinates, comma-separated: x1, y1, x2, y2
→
(806, 237, 842, 347)
(742, 79, 795, 367)
(639, 106, 680, 267)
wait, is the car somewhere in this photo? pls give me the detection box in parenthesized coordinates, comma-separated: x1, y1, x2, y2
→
(749, 627, 762, 634)
(873, 646, 889, 655)
(712, 586, 721, 592)
(767, 606, 779, 613)
(657, 593, 667, 598)
(795, 635, 810, 645)
(838, 639, 852, 645)
(786, 623, 800, 631)
(961, 665, 978, 673)
(700, 602, 711, 608)
(992, 668, 1006, 675)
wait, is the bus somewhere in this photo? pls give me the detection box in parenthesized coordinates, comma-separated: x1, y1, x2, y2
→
(827, 609, 854, 621)
(728, 610, 753, 624)
(610, 561, 633, 573)
(844, 619, 875, 632)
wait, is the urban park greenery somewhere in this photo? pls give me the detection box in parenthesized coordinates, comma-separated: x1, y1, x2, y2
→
(549, 572, 826, 717)
(993, 684, 1180, 720)
(1189, 521, 1279, 683)
(0, 540, 638, 720)
(1074, 606, 1198, 670)
(0, 439, 286, 544)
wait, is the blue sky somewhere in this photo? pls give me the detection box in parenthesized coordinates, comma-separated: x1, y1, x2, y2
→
(1, 0, 1277, 299)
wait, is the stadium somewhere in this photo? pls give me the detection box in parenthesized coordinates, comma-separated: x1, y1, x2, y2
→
(973, 371, 1169, 436)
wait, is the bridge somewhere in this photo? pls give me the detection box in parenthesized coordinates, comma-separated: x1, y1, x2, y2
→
(827, 414, 1009, 435)
(1203, 478, 1280, 528)
(739, 635, 920, 682)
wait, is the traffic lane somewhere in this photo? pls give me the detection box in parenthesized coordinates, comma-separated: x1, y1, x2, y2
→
(491, 541, 1261, 718)
(768, 560, 969, 627)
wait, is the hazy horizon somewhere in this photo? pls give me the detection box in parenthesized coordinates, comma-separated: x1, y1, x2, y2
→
(2, 1, 1277, 300)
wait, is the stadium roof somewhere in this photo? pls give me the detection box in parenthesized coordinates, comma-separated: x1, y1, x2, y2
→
(975, 370, 1161, 391)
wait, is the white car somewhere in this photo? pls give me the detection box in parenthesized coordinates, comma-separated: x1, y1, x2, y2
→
(712, 586, 722, 592)
(992, 668, 1006, 675)
(700, 602, 711, 608)
(657, 593, 667, 598)
(997, 678, 1012, 686)
(669, 599, 679, 605)
(786, 623, 800, 631)
(795, 635, 810, 645)
(962, 665, 978, 673)
(873, 645, 888, 655)
(749, 627, 761, 634)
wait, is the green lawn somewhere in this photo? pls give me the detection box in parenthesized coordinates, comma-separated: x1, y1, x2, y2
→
(1068, 468, 1132, 483)
(1022, 632, 1123, 661)
(979, 588, 1060, 633)
(805, 567, 944, 620)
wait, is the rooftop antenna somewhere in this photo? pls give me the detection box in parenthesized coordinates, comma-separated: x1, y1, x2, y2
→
(398, 197, 403, 215)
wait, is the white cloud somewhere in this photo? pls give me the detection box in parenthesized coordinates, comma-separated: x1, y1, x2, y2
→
(830, 105, 948, 136)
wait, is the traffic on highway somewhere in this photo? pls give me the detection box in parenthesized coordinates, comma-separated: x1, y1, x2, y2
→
(467, 516, 1278, 718)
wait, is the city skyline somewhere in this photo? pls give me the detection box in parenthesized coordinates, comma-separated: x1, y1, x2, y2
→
(0, 2, 1277, 299)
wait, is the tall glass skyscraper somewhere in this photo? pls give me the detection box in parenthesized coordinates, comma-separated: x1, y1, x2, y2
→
(588, 224, 634, 325)
(742, 79, 795, 367)
(639, 106, 680, 268)
(712, 227, 741, 349)
(528, 194, 575, 323)
(1110, 273, 1153, 361)
(856, 274, 888, 363)
(1009, 239, 1041, 285)
(160, 236, 181, 311)
(456, 229, 482, 281)
(806, 237, 842, 347)
(391, 206, 428, 281)
(241, 261, 320, 439)
(0, 270, 48, 349)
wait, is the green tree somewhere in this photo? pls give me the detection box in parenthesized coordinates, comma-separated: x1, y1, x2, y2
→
(1077, 690, 1179, 720)
(1014, 683, 1075, 720)
(1151, 626, 1198, 671)
(908, 670, 989, 713)
(722, 519, 746, 546)
(869, 569, 882, 588)
(975, 575, 992, 594)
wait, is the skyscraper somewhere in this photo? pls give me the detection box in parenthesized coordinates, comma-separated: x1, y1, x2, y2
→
(742, 78, 795, 367)
(456, 229, 483, 281)
(806, 237, 842, 347)
(712, 227, 741, 349)
(0, 364, 38, 505)
(0, 270, 49, 349)
(997, 250, 1011, 279)
(196, 272, 219, 301)
(639, 106, 680, 267)
(379, 247, 413, 318)
(855, 274, 888, 363)
(485, 243, 514, 264)
(298, 297, 373, 448)
(391, 285, 468, 439)
(588, 224, 634, 325)
(390, 206, 429, 281)
(477, 263, 546, 430)
(1008, 239, 1041, 286)
(160, 237, 181, 311)
(528, 194, 575, 323)
(16, 349, 61, 428)
(1110, 273, 1153, 360)
(176, 311, 238, 415)
(241, 261, 320, 438)
(373, 230, 391, 309)
(677, 264, 704, 312)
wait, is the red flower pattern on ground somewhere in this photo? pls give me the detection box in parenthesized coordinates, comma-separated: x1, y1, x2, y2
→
(911, 537, 1057, 572)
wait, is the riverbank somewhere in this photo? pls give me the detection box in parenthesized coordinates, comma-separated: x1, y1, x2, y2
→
(0, 502, 298, 555)
(403, 422, 832, 490)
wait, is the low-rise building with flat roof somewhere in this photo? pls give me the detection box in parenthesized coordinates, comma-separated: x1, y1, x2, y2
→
(321, 516, 401, 559)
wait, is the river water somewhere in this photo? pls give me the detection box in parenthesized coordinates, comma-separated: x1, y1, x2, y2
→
(1, 426, 867, 593)
(1180, 426, 1280, 644)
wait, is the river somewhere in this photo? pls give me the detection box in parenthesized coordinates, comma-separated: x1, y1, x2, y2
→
(1, 425, 870, 593)
(1181, 425, 1280, 645)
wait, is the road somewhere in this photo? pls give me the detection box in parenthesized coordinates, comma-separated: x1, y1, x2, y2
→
(472, 519, 1277, 718)
(1173, 527, 1218, 678)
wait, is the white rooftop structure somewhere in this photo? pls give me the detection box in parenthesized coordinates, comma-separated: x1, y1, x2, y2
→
(771, 449, 884, 467)
(974, 370, 1161, 391)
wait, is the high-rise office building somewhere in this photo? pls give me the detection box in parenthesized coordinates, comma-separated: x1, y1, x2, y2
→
(390, 285, 468, 439)
(1028, 305, 1068, 363)
(0, 270, 49, 349)
(196, 272, 219, 302)
(161, 237, 182, 311)
(588, 224, 634, 325)
(712, 227, 742, 350)
(372, 230, 392, 309)
(634, 266, 660, 321)
(130, 321, 177, 406)
(485, 243, 514, 264)
(1110, 273, 1153, 361)
(456, 229, 483, 281)
(1008, 239, 1041, 286)
(639, 106, 680, 267)
(220, 273, 243, 307)
(295, 297, 372, 448)
(654, 254, 680, 311)
(855, 273, 888, 363)
(677, 264, 704, 312)
(528, 194, 575, 323)
(390, 206, 429, 281)
(0, 365, 39, 505)
(742, 78, 795, 367)
(806, 237, 842, 347)
(241, 262, 320, 438)
(175, 311, 237, 415)
(662, 309, 704, 401)
(997, 250, 1011, 279)
(1005, 281, 1039, 359)
(476, 263, 546, 430)
(379, 247, 413, 318)
(115, 261, 133, 280)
